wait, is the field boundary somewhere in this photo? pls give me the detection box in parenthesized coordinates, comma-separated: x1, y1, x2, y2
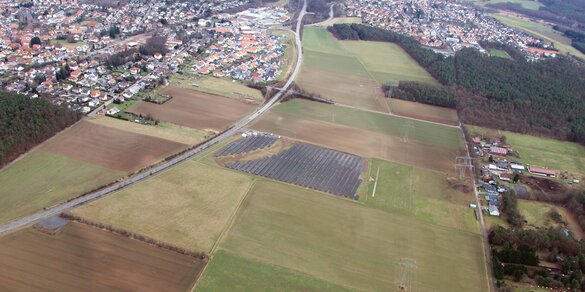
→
(61, 213, 208, 260)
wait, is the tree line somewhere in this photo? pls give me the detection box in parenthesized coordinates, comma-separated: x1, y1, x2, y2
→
(328, 24, 585, 144)
(0, 93, 82, 168)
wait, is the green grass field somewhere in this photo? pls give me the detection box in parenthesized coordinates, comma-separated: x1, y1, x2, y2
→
(271, 99, 462, 149)
(490, 13, 585, 59)
(297, 26, 437, 112)
(195, 250, 351, 292)
(388, 98, 459, 125)
(168, 75, 263, 103)
(318, 17, 362, 27)
(74, 160, 254, 253)
(469, 0, 543, 10)
(365, 159, 479, 233)
(88, 116, 209, 145)
(220, 180, 488, 291)
(0, 150, 123, 224)
(489, 49, 512, 59)
(466, 125, 585, 176)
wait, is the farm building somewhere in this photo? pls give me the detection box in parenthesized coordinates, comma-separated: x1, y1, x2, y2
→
(528, 166, 556, 178)
(489, 146, 508, 156)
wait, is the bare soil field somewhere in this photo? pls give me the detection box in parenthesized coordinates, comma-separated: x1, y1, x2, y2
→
(130, 86, 254, 131)
(253, 114, 457, 173)
(43, 121, 186, 172)
(388, 99, 459, 126)
(0, 223, 204, 292)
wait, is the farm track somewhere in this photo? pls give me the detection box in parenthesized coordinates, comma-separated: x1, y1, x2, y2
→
(0, 0, 308, 236)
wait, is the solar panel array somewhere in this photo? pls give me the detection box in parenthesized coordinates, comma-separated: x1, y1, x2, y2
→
(215, 133, 278, 157)
(226, 144, 365, 199)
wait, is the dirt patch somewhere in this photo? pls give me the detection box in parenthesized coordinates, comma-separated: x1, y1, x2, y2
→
(253, 115, 457, 173)
(43, 121, 186, 172)
(130, 86, 254, 131)
(447, 177, 473, 193)
(0, 223, 205, 292)
(521, 175, 566, 194)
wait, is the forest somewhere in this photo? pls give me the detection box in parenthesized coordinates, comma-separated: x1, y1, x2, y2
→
(0, 93, 82, 168)
(328, 24, 585, 144)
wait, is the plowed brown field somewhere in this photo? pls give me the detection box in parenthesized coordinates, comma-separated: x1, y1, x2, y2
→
(0, 223, 204, 292)
(43, 121, 186, 172)
(130, 86, 254, 131)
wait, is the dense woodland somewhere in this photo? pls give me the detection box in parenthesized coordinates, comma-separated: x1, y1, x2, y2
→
(328, 24, 585, 144)
(0, 93, 82, 168)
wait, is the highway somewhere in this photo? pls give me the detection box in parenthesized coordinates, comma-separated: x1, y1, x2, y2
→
(0, 0, 308, 235)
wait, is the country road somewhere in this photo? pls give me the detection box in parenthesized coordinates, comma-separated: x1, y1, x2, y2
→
(0, 0, 308, 235)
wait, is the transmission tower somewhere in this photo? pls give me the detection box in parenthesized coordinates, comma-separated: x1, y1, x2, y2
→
(402, 121, 415, 143)
(455, 156, 475, 180)
(398, 258, 417, 291)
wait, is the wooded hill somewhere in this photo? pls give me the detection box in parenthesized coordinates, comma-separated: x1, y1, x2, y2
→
(329, 24, 585, 144)
(0, 93, 82, 168)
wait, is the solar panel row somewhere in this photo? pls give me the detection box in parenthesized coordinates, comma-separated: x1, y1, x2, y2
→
(226, 143, 365, 199)
(215, 134, 277, 157)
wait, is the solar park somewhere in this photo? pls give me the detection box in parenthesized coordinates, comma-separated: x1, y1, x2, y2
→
(216, 133, 366, 199)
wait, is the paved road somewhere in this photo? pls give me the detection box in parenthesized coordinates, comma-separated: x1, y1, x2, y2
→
(0, 0, 308, 235)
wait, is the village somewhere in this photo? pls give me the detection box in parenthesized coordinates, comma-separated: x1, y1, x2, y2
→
(0, 0, 290, 114)
(345, 0, 559, 60)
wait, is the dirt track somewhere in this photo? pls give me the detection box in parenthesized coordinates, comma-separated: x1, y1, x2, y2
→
(0, 223, 203, 292)
(131, 86, 254, 131)
(43, 122, 186, 172)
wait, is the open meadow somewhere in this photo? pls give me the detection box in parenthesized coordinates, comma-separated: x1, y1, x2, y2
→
(218, 180, 488, 291)
(489, 48, 512, 59)
(490, 13, 585, 59)
(75, 160, 254, 253)
(468, 0, 543, 10)
(297, 26, 437, 112)
(168, 75, 263, 103)
(365, 158, 478, 233)
(0, 223, 204, 291)
(252, 99, 464, 173)
(466, 125, 585, 177)
(129, 86, 255, 131)
(0, 120, 190, 225)
(387, 98, 460, 125)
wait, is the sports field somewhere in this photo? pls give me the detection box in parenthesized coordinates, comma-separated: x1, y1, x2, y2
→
(169, 75, 263, 103)
(365, 159, 478, 233)
(0, 223, 204, 291)
(388, 98, 459, 125)
(489, 49, 512, 59)
(466, 125, 585, 176)
(129, 86, 255, 131)
(297, 26, 437, 112)
(490, 13, 585, 59)
(219, 180, 488, 291)
(252, 99, 464, 173)
(75, 160, 253, 253)
(196, 250, 351, 291)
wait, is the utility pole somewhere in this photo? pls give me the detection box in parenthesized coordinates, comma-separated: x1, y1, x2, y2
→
(398, 258, 417, 291)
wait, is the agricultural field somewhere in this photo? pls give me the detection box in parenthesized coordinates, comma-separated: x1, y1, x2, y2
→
(490, 13, 585, 59)
(252, 99, 464, 173)
(317, 16, 362, 27)
(42, 121, 186, 172)
(297, 26, 437, 112)
(168, 75, 263, 103)
(219, 180, 488, 291)
(0, 223, 204, 291)
(466, 125, 585, 177)
(388, 98, 460, 125)
(469, 0, 543, 10)
(216, 135, 367, 199)
(88, 115, 209, 145)
(0, 120, 189, 225)
(196, 250, 351, 291)
(365, 158, 478, 232)
(489, 48, 512, 59)
(74, 160, 254, 253)
(129, 86, 255, 131)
